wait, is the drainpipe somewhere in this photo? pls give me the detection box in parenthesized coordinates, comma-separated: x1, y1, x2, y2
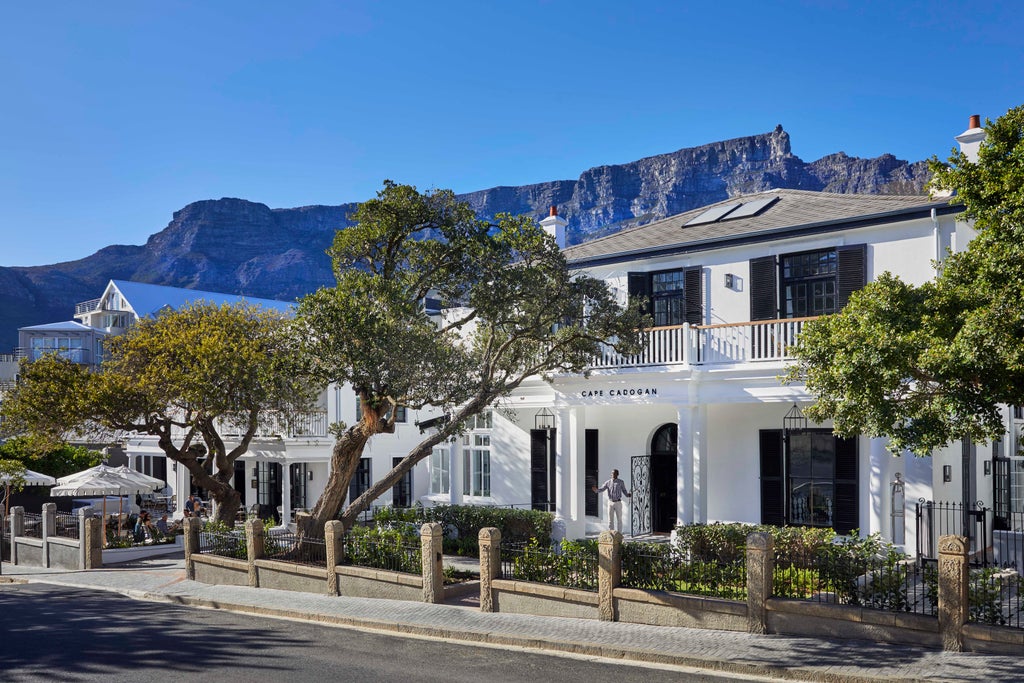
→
(932, 208, 942, 274)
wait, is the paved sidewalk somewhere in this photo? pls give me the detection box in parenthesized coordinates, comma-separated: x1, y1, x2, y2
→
(1, 557, 1018, 682)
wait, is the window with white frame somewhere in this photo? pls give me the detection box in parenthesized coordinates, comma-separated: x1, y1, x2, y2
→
(430, 446, 450, 495)
(463, 434, 491, 496)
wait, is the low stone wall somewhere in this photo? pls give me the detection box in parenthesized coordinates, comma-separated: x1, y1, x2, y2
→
(491, 579, 598, 619)
(613, 587, 747, 631)
(255, 559, 327, 594)
(964, 622, 1024, 655)
(184, 518, 448, 604)
(192, 554, 249, 587)
(766, 598, 940, 648)
(6, 505, 99, 571)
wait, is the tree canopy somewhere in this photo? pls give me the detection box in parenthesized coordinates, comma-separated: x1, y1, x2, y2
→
(0, 302, 315, 522)
(786, 105, 1024, 455)
(296, 181, 646, 529)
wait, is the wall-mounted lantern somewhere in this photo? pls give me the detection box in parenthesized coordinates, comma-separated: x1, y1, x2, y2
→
(943, 465, 952, 482)
(783, 403, 807, 433)
(535, 407, 556, 431)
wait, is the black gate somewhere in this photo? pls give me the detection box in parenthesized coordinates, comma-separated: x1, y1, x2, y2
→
(916, 499, 990, 566)
(631, 455, 651, 536)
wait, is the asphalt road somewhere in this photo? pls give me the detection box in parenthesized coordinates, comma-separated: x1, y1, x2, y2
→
(0, 583, 774, 683)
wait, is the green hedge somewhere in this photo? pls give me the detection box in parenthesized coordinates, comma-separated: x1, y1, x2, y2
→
(372, 504, 553, 556)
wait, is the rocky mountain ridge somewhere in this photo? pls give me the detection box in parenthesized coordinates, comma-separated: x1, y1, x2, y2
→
(0, 126, 929, 350)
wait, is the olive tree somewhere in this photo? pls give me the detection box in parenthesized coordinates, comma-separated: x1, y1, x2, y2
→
(296, 181, 646, 531)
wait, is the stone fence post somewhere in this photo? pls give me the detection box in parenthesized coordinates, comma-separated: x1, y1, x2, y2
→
(479, 527, 501, 612)
(11, 506, 24, 565)
(77, 507, 92, 570)
(245, 518, 265, 588)
(746, 532, 773, 634)
(598, 530, 622, 621)
(324, 520, 345, 596)
(183, 517, 202, 580)
(938, 534, 969, 652)
(421, 522, 444, 603)
(83, 516, 102, 569)
(41, 502, 56, 541)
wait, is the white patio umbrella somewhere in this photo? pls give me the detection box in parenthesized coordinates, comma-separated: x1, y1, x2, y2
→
(1, 468, 56, 515)
(109, 465, 164, 492)
(51, 470, 154, 544)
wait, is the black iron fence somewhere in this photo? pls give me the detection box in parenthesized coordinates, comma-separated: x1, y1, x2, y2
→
(621, 543, 747, 600)
(54, 512, 80, 540)
(500, 540, 599, 592)
(22, 512, 43, 539)
(265, 530, 327, 568)
(968, 567, 1024, 628)
(917, 500, 990, 566)
(774, 549, 937, 617)
(198, 530, 246, 560)
(342, 529, 421, 574)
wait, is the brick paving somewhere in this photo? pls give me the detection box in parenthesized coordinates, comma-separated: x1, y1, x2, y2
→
(2, 557, 1020, 682)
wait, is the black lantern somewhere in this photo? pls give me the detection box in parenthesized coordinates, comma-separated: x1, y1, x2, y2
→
(534, 407, 556, 430)
(783, 403, 807, 433)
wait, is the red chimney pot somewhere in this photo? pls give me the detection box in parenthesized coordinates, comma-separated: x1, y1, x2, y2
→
(969, 114, 981, 129)
(549, 205, 558, 217)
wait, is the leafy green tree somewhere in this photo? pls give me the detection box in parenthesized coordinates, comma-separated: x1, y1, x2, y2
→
(786, 105, 1024, 455)
(296, 181, 646, 531)
(0, 303, 315, 523)
(0, 458, 27, 515)
(0, 438, 103, 479)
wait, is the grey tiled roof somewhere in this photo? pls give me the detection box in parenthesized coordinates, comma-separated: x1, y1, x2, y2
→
(563, 189, 957, 266)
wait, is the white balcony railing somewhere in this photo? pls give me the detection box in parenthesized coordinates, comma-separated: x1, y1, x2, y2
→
(75, 298, 103, 315)
(210, 410, 329, 440)
(588, 317, 817, 370)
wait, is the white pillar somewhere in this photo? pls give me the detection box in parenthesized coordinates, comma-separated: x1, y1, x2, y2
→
(677, 407, 694, 526)
(868, 437, 889, 538)
(693, 404, 708, 524)
(281, 462, 293, 526)
(554, 407, 586, 540)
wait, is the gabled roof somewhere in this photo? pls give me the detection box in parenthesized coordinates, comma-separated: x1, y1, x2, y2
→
(563, 189, 961, 267)
(20, 321, 107, 334)
(109, 280, 295, 318)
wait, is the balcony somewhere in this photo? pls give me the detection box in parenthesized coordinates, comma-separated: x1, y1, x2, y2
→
(75, 298, 103, 315)
(211, 410, 329, 440)
(588, 317, 817, 370)
(16, 347, 93, 365)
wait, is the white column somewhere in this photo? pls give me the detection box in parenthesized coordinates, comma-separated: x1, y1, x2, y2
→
(553, 407, 586, 540)
(281, 462, 292, 526)
(448, 441, 459, 505)
(868, 437, 889, 538)
(693, 404, 708, 524)
(677, 407, 694, 525)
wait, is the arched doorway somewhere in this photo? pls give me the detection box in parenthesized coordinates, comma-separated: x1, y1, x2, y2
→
(651, 423, 678, 532)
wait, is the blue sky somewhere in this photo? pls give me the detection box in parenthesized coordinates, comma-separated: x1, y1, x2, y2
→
(1, 1, 1021, 267)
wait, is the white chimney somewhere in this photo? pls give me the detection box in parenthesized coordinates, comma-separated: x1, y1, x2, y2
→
(955, 114, 985, 162)
(540, 205, 568, 250)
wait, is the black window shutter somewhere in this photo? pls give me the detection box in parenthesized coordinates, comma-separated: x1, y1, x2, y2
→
(836, 244, 867, 310)
(627, 272, 651, 316)
(759, 429, 785, 526)
(530, 430, 550, 511)
(684, 266, 702, 325)
(832, 435, 859, 535)
(585, 429, 599, 517)
(749, 256, 778, 321)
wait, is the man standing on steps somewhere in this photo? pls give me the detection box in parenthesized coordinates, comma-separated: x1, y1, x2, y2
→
(593, 469, 631, 533)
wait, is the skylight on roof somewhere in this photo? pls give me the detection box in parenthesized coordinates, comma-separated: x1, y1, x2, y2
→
(682, 195, 780, 228)
(722, 195, 780, 220)
(684, 203, 741, 226)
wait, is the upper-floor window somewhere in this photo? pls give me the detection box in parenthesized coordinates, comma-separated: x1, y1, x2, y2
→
(462, 410, 493, 497)
(627, 267, 702, 327)
(355, 399, 406, 423)
(750, 245, 865, 321)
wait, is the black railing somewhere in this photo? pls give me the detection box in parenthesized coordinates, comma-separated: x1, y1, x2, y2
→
(22, 513, 43, 539)
(342, 531, 421, 574)
(992, 509, 1024, 573)
(916, 500, 990, 566)
(265, 530, 327, 568)
(621, 543, 746, 600)
(54, 512, 80, 539)
(198, 530, 247, 559)
(500, 540, 598, 592)
(968, 567, 1024, 628)
(774, 549, 937, 617)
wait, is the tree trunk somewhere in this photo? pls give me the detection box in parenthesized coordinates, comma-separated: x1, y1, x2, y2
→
(301, 424, 375, 537)
(181, 459, 241, 525)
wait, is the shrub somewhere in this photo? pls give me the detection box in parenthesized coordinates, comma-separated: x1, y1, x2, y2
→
(371, 504, 553, 557)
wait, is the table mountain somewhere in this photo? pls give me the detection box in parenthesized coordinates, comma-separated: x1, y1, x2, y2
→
(0, 126, 928, 350)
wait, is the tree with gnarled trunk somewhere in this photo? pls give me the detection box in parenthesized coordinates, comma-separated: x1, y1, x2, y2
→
(0, 302, 315, 524)
(785, 105, 1024, 455)
(296, 181, 647, 533)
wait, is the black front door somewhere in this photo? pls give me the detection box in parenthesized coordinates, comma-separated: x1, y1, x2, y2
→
(651, 424, 678, 533)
